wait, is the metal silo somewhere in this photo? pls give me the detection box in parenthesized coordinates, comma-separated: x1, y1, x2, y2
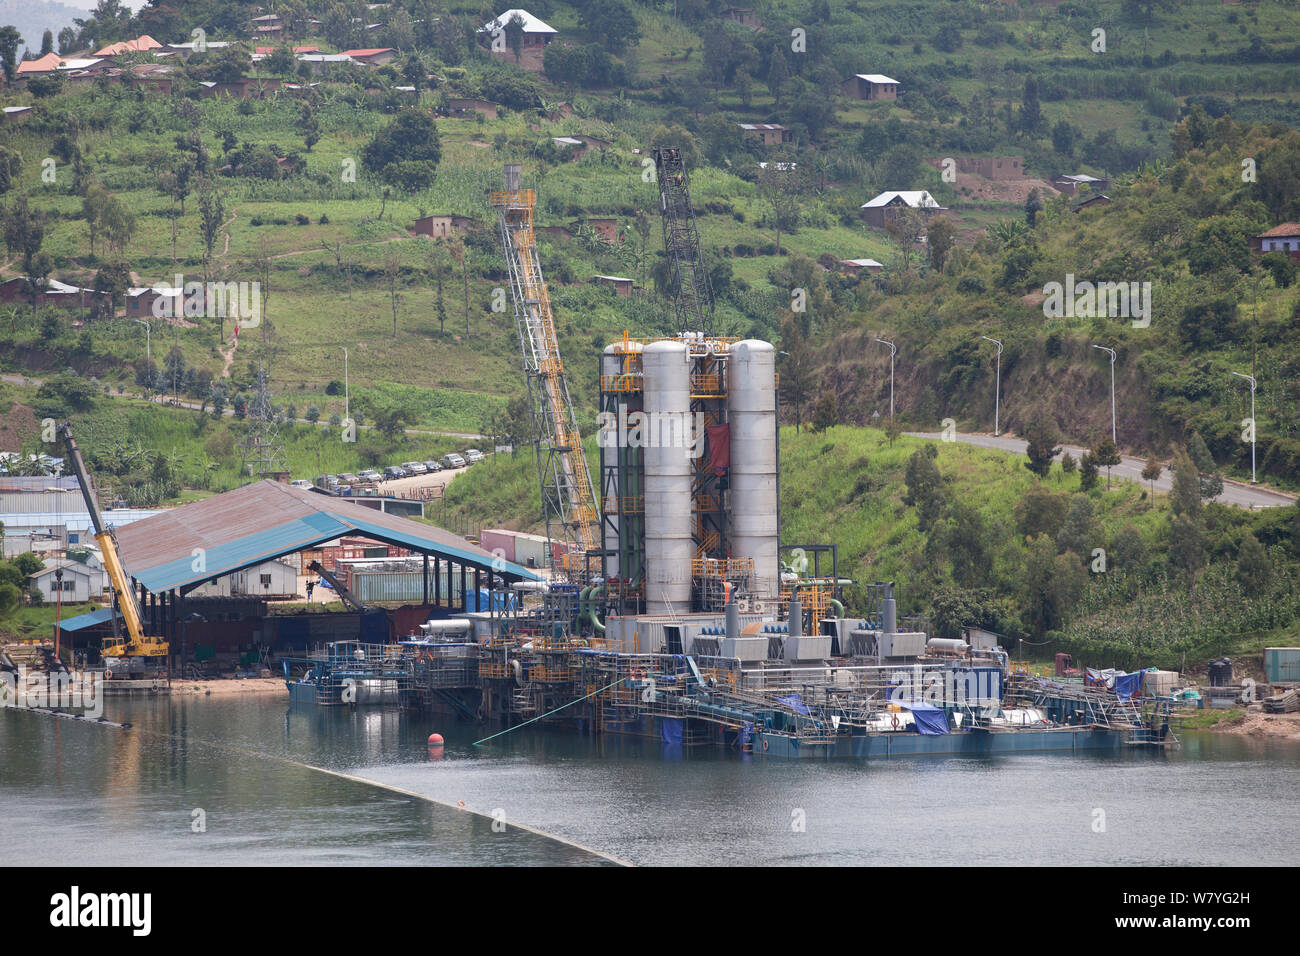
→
(728, 339, 778, 599)
(642, 340, 694, 616)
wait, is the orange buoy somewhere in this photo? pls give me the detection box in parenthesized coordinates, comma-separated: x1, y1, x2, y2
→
(427, 733, 444, 746)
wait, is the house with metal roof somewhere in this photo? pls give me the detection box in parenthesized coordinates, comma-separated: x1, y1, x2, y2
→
(860, 190, 945, 228)
(842, 74, 900, 100)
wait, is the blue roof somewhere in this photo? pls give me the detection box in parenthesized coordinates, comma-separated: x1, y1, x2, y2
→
(55, 607, 121, 632)
(115, 480, 543, 594)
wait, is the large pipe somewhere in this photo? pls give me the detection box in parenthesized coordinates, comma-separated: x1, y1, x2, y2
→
(788, 592, 802, 638)
(728, 340, 778, 599)
(725, 600, 739, 642)
(586, 582, 606, 634)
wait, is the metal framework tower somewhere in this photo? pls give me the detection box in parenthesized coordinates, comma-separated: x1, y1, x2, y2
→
(239, 362, 288, 478)
(653, 147, 714, 335)
(490, 165, 599, 577)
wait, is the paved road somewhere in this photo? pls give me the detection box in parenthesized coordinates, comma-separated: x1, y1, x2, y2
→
(907, 431, 1296, 510)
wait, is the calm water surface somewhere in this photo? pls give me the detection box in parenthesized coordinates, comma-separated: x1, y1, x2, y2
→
(3, 693, 1297, 866)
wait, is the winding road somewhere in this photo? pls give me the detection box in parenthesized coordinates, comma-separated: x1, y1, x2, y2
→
(907, 431, 1295, 510)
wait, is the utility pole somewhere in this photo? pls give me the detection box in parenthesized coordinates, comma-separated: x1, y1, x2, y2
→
(875, 337, 896, 420)
(1230, 371, 1257, 484)
(1092, 344, 1117, 444)
(980, 335, 1003, 436)
(134, 318, 151, 364)
(338, 345, 349, 424)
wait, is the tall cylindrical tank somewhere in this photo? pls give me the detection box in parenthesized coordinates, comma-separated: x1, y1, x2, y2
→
(727, 339, 778, 599)
(642, 340, 694, 616)
(601, 341, 645, 583)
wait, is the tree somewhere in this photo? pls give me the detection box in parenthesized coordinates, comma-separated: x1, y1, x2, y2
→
(1015, 485, 1068, 539)
(778, 316, 813, 431)
(362, 107, 441, 189)
(1236, 531, 1270, 597)
(1079, 452, 1099, 491)
(810, 393, 838, 432)
(1187, 432, 1223, 501)
(0, 26, 21, 83)
(1141, 456, 1162, 502)
(767, 47, 789, 104)
(1091, 436, 1121, 490)
(1022, 418, 1061, 479)
(197, 177, 225, 339)
(927, 216, 956, 272)
(1056, 494, 1097, 562)
(383, 245, 402, 337)
(1168, 447, 1207, 581)
(0, 145, 21, 195)
(903, 445, 947, 533)
(940, 501, 992, 588)
(1018, 74, 1043, 134)
(581, 1, 640, 53)
(39, 29, 54, 55)
(1021, 533, 1085, 635)
(1024, 188, 1043, 227)
(758, 158, 801, 255)
(265, 45, 296, 76)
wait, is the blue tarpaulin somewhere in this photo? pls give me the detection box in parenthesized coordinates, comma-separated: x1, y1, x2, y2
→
(1113, 669, 1146, 702)
(661, 717, 683, 745)
(898, 700, 950, 735)
(777, 693, 811, 715)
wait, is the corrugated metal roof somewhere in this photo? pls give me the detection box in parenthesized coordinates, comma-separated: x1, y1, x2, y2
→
(115, 480, 542, 594)
(54, 607, 121, 632)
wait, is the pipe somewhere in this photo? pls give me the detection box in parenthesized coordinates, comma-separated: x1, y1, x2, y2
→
(585, 582, 606, 634)
(830, 599, 845, 620)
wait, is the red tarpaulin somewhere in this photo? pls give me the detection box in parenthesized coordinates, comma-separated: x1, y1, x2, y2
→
(708, 424, 731, 473)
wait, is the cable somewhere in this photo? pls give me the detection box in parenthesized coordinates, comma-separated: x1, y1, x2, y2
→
(472, 676, 625, 747)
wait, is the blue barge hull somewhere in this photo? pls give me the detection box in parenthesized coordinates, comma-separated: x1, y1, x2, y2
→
(754, 726, 1128, 759)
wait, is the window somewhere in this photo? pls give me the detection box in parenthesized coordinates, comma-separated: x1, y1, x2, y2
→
(260, 574, 272, 588)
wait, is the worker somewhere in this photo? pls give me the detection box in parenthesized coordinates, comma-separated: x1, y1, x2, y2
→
(305, 580, 316, 601)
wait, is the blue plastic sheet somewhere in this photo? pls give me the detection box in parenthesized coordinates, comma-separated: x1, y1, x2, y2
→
(898, 700, 950, 735)
(661, 717, 683, 745)
(777, 693, 811, 715)
(1113, 669, 1146, 702)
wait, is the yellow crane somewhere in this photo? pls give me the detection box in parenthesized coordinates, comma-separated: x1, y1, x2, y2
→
(490, 165, 599, 577)
(58, 423, 169, 660)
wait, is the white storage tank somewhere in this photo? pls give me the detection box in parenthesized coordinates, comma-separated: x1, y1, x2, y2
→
(642, 340, 694, 616)
(727, 339, 778, 598)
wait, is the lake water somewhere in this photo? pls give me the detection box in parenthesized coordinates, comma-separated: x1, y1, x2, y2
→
(3, 694, 1297, 866)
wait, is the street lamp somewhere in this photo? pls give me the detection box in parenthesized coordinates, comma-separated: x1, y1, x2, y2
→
(980, 335, 1003, 436)
(338, 345, 350, 424)
(1091, 344, 1117, 444)
(1230, 371, 1258, 484)
(874, 338, 896, 420)
(133, 319, 151, 364)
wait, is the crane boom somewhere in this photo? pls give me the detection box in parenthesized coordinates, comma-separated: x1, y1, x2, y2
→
(490, 166, 599, 576)
(58, 422, 168, 658)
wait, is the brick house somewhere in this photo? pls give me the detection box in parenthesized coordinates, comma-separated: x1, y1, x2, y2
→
(738, 123, 792, 146)
(1254, 223, 1300, 260)
(411, 214, 478, 239)
(841, 73, 899, 101)
(477, 9, 557, 72)
(860, 190, 945, 228)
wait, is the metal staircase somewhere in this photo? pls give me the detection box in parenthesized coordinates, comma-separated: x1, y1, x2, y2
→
(490, 165, 600, 577)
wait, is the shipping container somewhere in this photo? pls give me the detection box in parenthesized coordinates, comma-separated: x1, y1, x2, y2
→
(480, 529, 517, 563)
(1265, 647, 1300, 684)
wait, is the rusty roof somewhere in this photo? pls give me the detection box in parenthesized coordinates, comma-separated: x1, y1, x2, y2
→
(115, 479, 542, 594)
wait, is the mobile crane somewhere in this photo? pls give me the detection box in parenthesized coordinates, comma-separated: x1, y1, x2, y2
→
(58, 423, 169, 662)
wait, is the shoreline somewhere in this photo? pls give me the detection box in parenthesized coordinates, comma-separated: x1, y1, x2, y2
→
(1205, 710, 1300, 741)
(167, 677, 287, 697)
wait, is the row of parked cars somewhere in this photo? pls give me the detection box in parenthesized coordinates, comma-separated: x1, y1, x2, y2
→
(309, 450, 486, 489)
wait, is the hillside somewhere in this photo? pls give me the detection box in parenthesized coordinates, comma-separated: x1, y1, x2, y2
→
(2, 0, 1300, 664)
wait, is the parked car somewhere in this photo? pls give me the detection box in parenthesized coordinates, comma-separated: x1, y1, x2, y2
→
(338, 473, 360, 484)
(440, 453, 466, 469)
(402, 461, 427, 475)
(314, 474, 340, 489)
(463, 448, 485, 464)
(290, 479, 313, 490)
(358, 469, 382, 482)
(383, 465, 407, 480)
(423, 460, 443, 473)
